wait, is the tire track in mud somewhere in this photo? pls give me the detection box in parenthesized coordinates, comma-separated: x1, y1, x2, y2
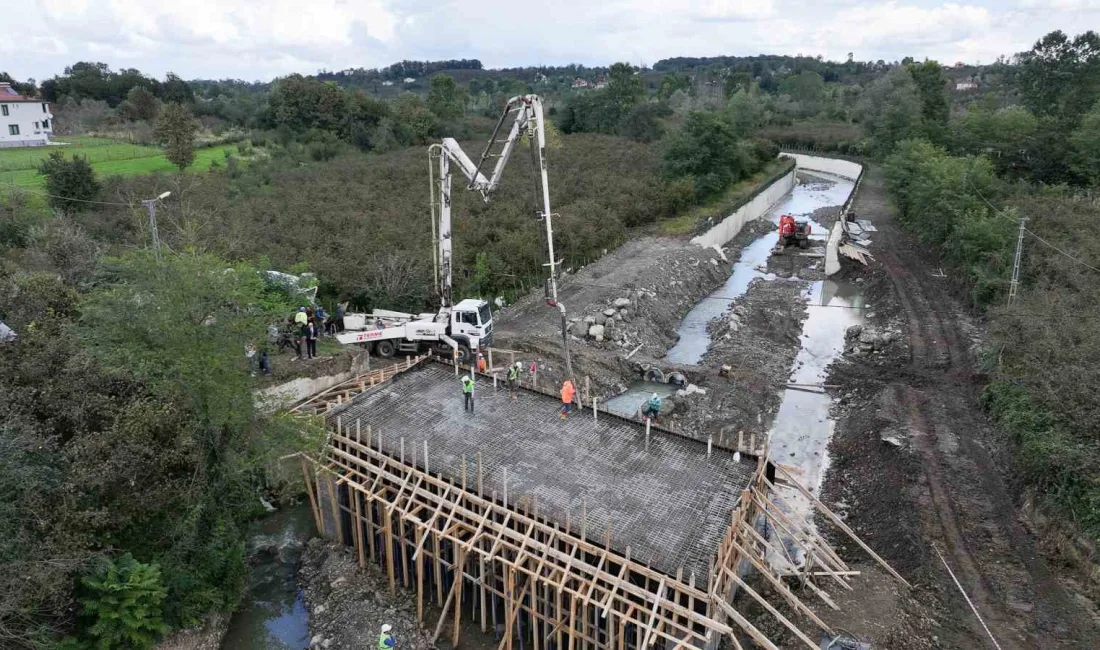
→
(869, 190, 1098, 647)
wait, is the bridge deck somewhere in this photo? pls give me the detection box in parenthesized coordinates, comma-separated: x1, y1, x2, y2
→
(330, 363, 756, 578)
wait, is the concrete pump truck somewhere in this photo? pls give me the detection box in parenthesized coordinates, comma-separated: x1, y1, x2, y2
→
(338, 95, 572, 376)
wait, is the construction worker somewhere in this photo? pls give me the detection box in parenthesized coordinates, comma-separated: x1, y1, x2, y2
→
(643, 393, 661, 422)
(560, 378, 576, 420)
(378, 624, 395, 650)
(507, 362, 521, 399)
(461, 375, 475, 413)
(477, 352, 487, 374)
(294, 307, 308, 361)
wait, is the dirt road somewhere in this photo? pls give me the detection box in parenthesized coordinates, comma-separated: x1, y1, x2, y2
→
(822, 167, 1099, 648)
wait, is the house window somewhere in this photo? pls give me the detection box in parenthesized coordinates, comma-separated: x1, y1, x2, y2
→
(1, 105, 8, 116)
(42, 119, 49, 129)
(34, 121, 39, 129)
(8, 125, 19, 136)
(42, 103, 48, 113)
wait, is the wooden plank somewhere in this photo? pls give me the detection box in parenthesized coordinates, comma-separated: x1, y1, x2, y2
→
(724, 538, 836, 638)
(710, 595, 780, 650)
(452, 549, 466, 647)
(772, 467, 911, 588)
(727, 571, 818, 650)
(637, 579, 666, 650)
(416, 527, 425, 624)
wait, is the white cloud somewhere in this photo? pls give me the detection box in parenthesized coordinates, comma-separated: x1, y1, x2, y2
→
(2, 0, 1097, 81)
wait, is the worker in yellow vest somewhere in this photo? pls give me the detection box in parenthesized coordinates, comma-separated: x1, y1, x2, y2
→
(378, 624, 395, 650)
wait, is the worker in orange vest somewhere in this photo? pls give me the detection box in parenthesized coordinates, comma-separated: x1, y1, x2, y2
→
(560, 378, 576, 420)
(476, 352, 487, 374)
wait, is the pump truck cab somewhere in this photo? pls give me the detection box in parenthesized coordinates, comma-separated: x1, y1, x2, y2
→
(777, 214, 812, 250)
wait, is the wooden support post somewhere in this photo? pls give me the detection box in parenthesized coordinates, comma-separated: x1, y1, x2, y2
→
(314, 471, 327, 535)
(452, 549, 466, 648)
(773, 466, 911, 588)
(479, 538, 489, 633)
(417, 527, 425, 624)
(327, 474, 344, 544)
(434, 527, 444, 605)
(725, 571, 819, 650)
(593, 398, 598, 422)
(638, 579, 666, 650)
(383, 506, 396, 595)
(584, 376, 590, 407)
(531, 571, 540, 650)
(566, 591, 578, 650)
(300, 457, 321, 533)
(432, 555, 463, 645)
(399, 516, 410, 588)
(710, 596, 779, 650)
(354, 491, 366, 569)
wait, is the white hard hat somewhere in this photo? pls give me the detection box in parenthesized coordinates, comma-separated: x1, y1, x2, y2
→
(652, 393, 659, 399)
(515, 361, 522, 368)
(462, 375, 470, 381)
(381, 624, 393, 633)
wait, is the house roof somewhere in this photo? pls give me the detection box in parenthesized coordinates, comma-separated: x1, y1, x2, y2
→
(0, 83, 40, 103)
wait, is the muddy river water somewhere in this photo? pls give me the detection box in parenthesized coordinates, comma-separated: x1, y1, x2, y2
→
(662, 170, 862, 550)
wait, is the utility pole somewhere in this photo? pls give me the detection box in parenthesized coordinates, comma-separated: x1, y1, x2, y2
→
(140, 191, 171, 262)
(1008, 215, 1026, 305)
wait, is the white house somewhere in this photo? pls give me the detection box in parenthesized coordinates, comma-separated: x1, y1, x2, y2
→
(381, 80, 394, 86)
(955, 81, 978, 91)
(403, 77, 416, 84)
(0, 83, 53, 148)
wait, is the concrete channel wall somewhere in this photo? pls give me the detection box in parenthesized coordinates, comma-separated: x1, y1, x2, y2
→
(690, 167, 796, 249)
(780, 152, 863, 180)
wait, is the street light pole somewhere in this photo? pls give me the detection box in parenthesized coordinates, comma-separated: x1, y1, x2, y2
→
(141, 191, 172, 261)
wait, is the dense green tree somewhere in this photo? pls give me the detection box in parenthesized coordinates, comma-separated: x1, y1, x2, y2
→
(154, 103, 198, 171)
(1069, 101, 1100, 183)
(607, 62, 645, 115)
(859, 68, 923, 155)
(392, 93, 439, 143)
(658, 72, 692, 99)
(426, 74, 467, 120)
(37, 151, 101, 213)
(160, 72, 194, 104)
(907, 60, 950, 139)
(662, 111, 744, 199)
(69, 554, 169, 649)
(1017, 30, 1100, 121)
(778, 71, 824, 111)
(725, 89, 767, 135)
(119, 86, 160, 122)
(617, 102, 671, 142)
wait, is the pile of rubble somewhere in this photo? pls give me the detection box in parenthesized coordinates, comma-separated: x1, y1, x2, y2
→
(844, 324, 900, 357)
(581, 296, 636, 344)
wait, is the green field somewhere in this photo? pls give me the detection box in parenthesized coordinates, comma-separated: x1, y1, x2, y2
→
(0, 135, 163, 172)
(0, 138, 244, 190)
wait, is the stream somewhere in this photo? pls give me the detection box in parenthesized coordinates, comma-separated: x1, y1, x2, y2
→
(664, 171, 854, 365)
(220, 503, 315, 650)
(659, 169, 861, 560)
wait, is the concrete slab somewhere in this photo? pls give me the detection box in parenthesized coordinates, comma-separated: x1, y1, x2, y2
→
(329, 363, 757, 578)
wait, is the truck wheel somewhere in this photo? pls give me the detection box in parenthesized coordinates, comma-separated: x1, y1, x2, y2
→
(799, 237, 809, 249)
(376, 340, 396, 358)
(455, 344, 473, 365)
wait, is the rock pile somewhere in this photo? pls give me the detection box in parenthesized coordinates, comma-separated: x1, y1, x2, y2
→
(844, 324, 900, 357)
(582, 296, 635, 344)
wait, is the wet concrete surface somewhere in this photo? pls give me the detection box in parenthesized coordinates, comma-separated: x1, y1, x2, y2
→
(603, 380, 678, 418)
(664, 172, 853, 365)
(329, 363, 757, 576)
(220, 504, 315, 650)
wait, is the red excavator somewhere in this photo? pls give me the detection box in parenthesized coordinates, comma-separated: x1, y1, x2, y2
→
(777, 214, 812, 250)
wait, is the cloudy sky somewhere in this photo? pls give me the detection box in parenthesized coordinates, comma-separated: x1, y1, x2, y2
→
(3, 0, 1099, 82)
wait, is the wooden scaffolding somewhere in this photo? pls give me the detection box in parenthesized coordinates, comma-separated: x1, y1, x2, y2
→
(293, 360, 908, 650)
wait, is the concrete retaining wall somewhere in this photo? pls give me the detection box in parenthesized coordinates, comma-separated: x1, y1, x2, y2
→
(691, 168, 796, 249)
(256, 352, 372, 411)
(780, 152, 862, 180)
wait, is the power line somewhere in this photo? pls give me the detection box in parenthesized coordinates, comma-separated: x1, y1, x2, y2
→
(1023, 228, 1100, 274)
(4, 184, 135, 207)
